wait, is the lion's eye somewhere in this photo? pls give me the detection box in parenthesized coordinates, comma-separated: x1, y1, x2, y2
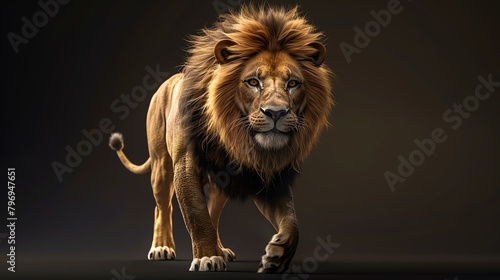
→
(287, 80, 301, 89)
(245, 78, 260, 88)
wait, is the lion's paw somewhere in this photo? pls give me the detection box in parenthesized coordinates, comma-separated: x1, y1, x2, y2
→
(221, 247, 236, 262)
(148, 246, 176, 261)
(257, 233, 296, 273)
(257, 244, 285, 273)
(189, 256, 226, 272)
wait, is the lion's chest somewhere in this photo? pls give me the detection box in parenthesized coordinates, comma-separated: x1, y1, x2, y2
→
(204, 161, 297, 201)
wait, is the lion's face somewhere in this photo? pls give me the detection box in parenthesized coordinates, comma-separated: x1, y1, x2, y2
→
(198, 17, 333, 177)
(237, 51, 305, 150)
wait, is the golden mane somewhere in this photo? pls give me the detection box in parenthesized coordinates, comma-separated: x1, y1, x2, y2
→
(181, 4, 334, 183)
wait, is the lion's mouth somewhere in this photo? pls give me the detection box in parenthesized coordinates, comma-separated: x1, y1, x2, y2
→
(253, 130, 290, 150)
(265, 127, 287, 133)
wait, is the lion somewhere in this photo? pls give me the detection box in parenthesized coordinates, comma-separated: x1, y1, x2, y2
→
(109, 5, 334, 273)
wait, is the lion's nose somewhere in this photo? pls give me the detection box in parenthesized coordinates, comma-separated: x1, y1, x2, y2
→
(260, 106, 289, 122)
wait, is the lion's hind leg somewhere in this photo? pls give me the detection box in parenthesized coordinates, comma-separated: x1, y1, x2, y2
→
(148, 156, 176, 260)
(207, 184, 236, 262)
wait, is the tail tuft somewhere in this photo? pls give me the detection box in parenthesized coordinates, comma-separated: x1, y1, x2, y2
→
(109, 132, 124, 151)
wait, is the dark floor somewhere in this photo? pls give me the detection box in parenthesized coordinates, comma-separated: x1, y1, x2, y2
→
(4, 258, 499, 280)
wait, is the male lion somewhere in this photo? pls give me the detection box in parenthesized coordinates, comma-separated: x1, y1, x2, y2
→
(109, 5, 334, 273)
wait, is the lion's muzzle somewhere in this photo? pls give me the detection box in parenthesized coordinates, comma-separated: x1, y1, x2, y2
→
(260, 106, 290, 123)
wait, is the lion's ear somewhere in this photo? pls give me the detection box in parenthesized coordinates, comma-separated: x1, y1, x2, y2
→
(308, 42, 326, 66)
(214, 40, 237, 64)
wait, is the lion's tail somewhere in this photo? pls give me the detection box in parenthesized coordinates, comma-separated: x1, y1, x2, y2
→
(108, 132, 151, 174)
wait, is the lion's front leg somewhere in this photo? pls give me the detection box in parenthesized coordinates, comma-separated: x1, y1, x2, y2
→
(174, 153, 226, 272)
(254, 188, 299, 273)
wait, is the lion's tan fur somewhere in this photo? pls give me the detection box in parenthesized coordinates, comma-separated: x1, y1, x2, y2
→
(110, 4, 334, 272)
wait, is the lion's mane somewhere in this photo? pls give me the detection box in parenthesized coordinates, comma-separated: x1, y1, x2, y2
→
(181, 5, 334, 185)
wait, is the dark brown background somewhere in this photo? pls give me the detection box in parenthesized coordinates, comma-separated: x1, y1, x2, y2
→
(1, 0, 499, 279)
